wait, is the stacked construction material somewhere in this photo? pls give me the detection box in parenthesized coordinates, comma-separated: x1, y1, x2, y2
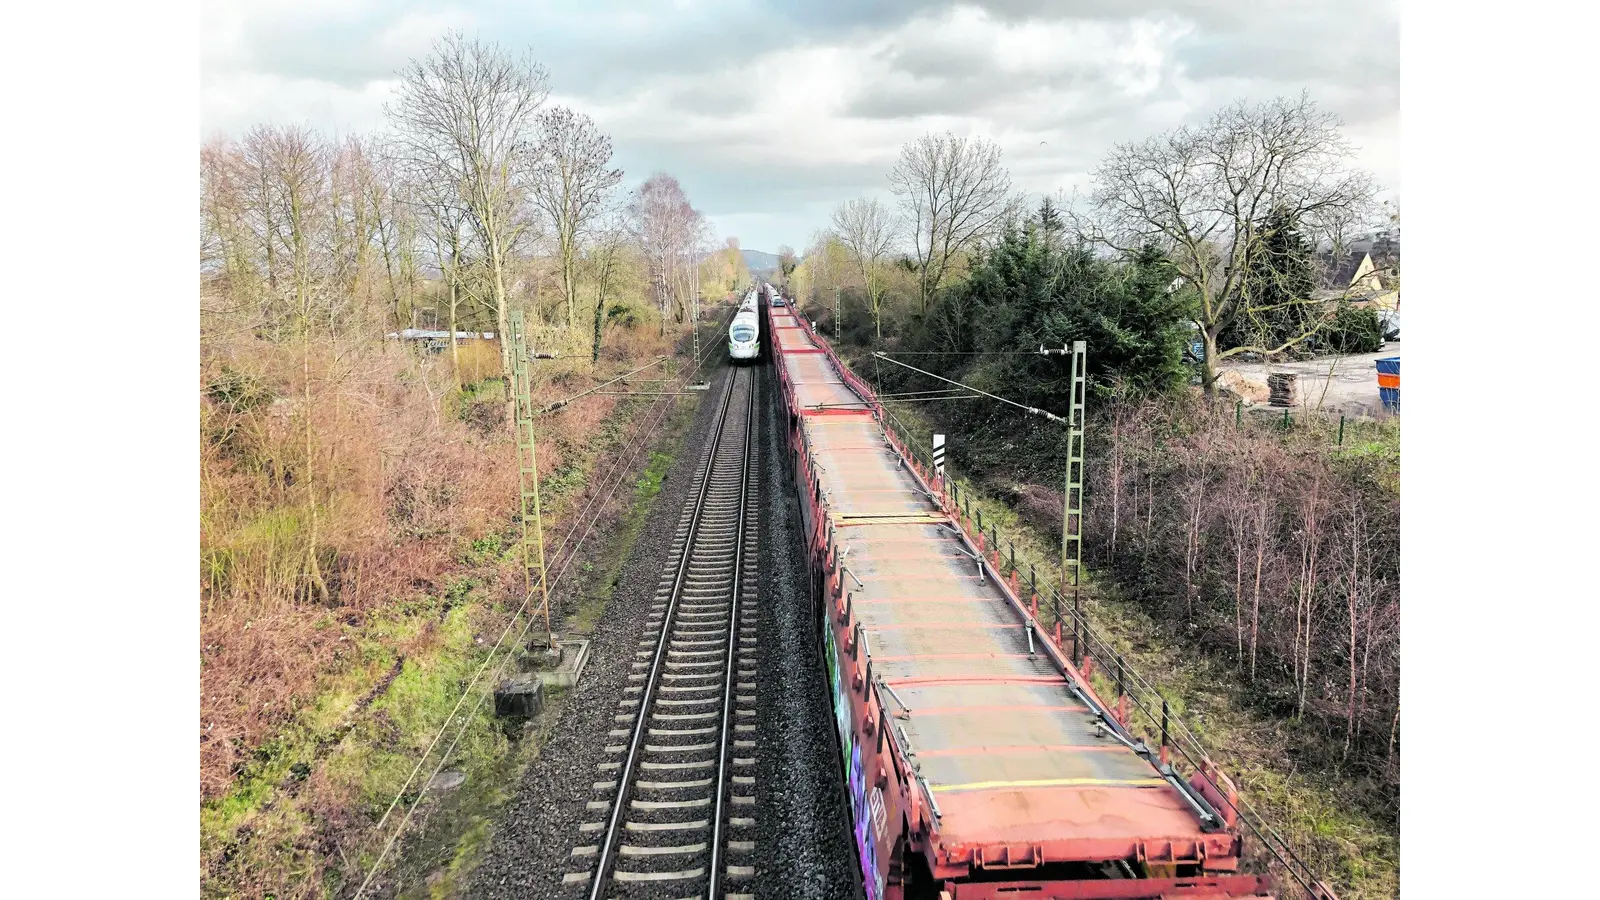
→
(1376, 356, 1400, 413)
(1268, 372, 1297, 407)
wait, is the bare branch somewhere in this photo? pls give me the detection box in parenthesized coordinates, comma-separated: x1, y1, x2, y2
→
(1087, 93, 1380, 390)
(888, 132, 1013, 313)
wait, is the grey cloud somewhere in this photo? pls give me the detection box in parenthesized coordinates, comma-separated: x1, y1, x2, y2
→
(762, 0, 1252, 34)
(204, 0, 1398, 251)
(844, 67, 1119, 121)
(1172, 13, 1399, 86)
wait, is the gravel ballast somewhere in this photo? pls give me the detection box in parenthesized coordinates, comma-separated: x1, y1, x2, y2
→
(750, 359, 860, 899)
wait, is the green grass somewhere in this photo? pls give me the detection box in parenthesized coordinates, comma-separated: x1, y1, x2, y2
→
(385, 394, 698, 894)
(566, 399, 694, 638)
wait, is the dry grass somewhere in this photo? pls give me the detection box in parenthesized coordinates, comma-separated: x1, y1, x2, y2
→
(200, 337, 514, 799)
(452, 339, 501, 385)
(199, 315, 684, 897)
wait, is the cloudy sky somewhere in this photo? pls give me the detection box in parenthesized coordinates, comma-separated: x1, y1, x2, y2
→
(202, 0, 1399, 253)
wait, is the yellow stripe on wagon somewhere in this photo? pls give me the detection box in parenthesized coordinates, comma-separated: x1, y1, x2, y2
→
(831, 513, 950, 527)
(930, 776, 1171, 793)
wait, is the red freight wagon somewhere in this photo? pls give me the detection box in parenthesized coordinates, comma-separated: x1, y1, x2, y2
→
(768, 306, 1279, 900)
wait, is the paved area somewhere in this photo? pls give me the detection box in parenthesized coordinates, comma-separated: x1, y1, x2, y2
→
(1219, 342, 1399, 417)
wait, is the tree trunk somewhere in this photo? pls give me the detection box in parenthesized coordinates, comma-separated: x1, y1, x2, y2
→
(1109, 416, 1123, 565)
(1250, 501, 1267, 683)
(1345, 539, 1360, 757)
(1184, 483, 1205, 621)
(448, 276, 461, 389)
(563, 229, 577, 330)
(1201, 326, 1222, 395)
(486, 228, 515, 431)
(1233, 518, 1245, 664)
(1387, 702, 1400, 771)
(1357, 601, 1378, 747)
(592, 251, 615, 363)
(1294, 479, 1323, 718)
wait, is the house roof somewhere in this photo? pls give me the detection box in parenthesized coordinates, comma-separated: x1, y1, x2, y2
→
(1318, 232, 1400, 290)
(1344, 232, 1400, 272)
(1318, 246, 1369, 288)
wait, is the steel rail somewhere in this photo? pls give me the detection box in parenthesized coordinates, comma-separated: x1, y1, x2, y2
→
(706, 367, 755, 900)
(586, 366, 752, 900)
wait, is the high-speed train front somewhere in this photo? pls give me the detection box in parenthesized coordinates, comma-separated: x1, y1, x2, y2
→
(728, 307, 760, 362)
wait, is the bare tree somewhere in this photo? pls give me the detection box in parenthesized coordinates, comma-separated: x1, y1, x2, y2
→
(627, 173, 703, 333)
(830, 197, 897, 340)
(241, 124, 335, 599)
(1086, 92, 1377, 391)
(527, 106, 623, 330)
(411, 168, 475, 382)
(386, 30, 549, 392)
(888, 131, 1014, 313)
(365, 141, 420, 330)
(588, 206, 631, 361)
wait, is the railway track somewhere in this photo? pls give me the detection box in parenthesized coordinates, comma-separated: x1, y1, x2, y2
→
(565, 365, 761, 900)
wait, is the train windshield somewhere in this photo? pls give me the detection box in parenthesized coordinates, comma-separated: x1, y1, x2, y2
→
(731, 325, 756, 342)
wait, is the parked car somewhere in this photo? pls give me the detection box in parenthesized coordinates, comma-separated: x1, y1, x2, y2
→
(1380, 309, 1400, 341)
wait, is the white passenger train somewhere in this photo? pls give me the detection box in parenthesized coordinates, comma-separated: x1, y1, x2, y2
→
(729, 288, 761, 361)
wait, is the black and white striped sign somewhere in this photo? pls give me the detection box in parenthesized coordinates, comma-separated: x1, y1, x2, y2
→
(932, 433, 946, 479)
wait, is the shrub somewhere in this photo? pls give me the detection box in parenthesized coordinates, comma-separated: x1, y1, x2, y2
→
(1320, 302, 1385, 354)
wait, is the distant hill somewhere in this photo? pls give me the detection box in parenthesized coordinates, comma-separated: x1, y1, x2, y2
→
(742, 249, 780, 274)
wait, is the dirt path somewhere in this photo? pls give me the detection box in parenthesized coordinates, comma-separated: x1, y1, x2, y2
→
(1220, 342, 1400, 416)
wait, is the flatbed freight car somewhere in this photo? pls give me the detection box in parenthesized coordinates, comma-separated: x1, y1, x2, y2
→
(768, 306, 1282, 900)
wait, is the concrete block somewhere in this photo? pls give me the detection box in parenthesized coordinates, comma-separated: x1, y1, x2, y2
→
(495, 674, 544, 717)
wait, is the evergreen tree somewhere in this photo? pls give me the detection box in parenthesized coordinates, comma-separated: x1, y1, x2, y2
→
(1219, 207, 1322, 355)
(902, 204, 1188, 407)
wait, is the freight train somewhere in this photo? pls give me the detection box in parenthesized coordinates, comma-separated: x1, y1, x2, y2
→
(768, 304, 1282, 900)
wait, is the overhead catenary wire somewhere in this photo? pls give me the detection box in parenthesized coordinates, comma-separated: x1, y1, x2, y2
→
(863, 349, 1040, 356)
(540, 355, 669, 413)
(872, 351, 1068, 423)
(872, 388, 974, 397)
(807, 395, 982, 410)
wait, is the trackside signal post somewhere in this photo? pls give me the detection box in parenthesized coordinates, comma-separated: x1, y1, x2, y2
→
(1038, 341, 1087, 620)
(508, 334, 688, 654)
(509, 317, 555, 649)
(1062, 342, 1086, 616)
